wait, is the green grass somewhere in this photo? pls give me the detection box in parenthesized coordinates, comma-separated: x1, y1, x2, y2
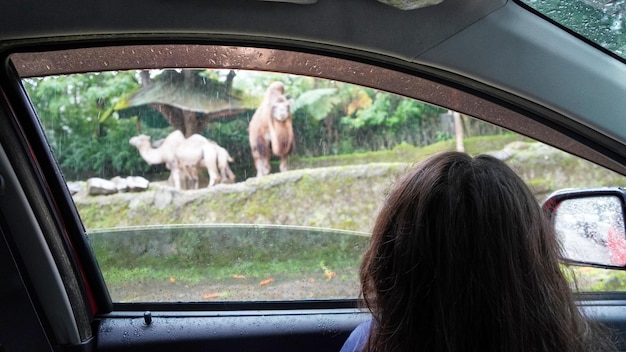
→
(89, 225, 369, 288)
(567, 266, 626, 292)
(102, 256, 361, 285)
(80, 134, 626, 290)
(289, 134, 528, 170)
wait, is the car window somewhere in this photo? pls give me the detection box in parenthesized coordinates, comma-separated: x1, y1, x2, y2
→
(520, 0, 626, 59)
(15, 47, 626, 303)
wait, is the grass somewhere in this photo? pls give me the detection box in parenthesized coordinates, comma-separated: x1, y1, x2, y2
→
(102, 256, 361, 286)
(79, 134, 626, 295)
(89, 225, 369, 291)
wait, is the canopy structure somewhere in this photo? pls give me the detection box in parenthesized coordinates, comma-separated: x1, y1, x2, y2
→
(115, 70, 256, 136)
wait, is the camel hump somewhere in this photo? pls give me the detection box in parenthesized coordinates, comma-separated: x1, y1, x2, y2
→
(267, 81, 284, 95)
(165, 130, 185, 144)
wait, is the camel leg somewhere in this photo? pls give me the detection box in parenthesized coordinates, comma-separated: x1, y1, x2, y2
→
(217, 152, 228, 182)
(179, 165, 195, 190)
(223, 164, 236, 183)
(253, 154, 269, 177)
(189, 166, 199, 189)
(279, 155, 289, 172)
(218, 164, 236, 183)
(207, 168, 220, 187)
(254, 157, 270, 177)
(170, 168, 182, 189)
(205, 159, 221, 187)
(202, 145, 221, 187)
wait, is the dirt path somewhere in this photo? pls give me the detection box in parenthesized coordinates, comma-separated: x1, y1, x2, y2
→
(109, 274, 360, 303)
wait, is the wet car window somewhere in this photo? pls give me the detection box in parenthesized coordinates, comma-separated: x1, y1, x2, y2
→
(521, 0, 626, 59)
(20, 64, 626, 302)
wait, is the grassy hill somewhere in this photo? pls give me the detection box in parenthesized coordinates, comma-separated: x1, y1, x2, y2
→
(73, 135, 626, 299)
(74, 134, 624, 231)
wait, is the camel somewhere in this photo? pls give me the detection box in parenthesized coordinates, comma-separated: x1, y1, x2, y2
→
(129, 130, 186, 189)
(209, 141, 236, 184)
(130, 131, 235, 189)
(174, 134, 220, 188)
(248, 81, 295, 177)
(151, 137, 234, 184)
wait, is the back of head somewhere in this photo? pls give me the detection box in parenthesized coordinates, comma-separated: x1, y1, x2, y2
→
(360, 151, 605, 352)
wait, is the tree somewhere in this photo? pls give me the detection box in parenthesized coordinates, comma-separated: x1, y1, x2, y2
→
(117, 70, 249, 137)
(23, 71, 144, 179)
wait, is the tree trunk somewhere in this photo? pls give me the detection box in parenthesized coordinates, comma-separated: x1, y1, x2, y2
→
(452, 111, 465, 152)
(142, 70, 233, 137)
(150, 104, 185, 132)
(182, 109, 210, 137)
(139, 70, 152, 87)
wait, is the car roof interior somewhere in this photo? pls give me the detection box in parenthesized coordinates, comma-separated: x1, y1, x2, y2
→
(2, 0, 625, 167)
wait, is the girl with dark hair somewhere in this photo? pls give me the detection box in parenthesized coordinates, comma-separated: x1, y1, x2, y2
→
(341, 151, 614, 352)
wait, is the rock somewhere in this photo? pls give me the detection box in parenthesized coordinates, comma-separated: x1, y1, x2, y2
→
(87, 177, 118, 196)
(486, 150, 512, 161)
(126, 176, 150, 192)
(154, 188, 175, 210)
(111, 176, 129, 192)
(66, 181, 83, 195)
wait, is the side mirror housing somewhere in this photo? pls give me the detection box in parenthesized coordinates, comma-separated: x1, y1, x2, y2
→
(543, 187, 626, 268)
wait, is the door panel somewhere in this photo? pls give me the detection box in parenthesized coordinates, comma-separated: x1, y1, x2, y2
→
(97, 309, 367, 352)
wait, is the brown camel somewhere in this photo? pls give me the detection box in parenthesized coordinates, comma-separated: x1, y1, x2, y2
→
(248, 81, 294, 177)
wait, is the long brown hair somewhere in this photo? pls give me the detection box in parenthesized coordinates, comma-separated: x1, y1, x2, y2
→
(360, 151, 613, 352)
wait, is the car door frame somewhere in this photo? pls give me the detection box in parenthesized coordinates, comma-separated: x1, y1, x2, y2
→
(2, 5, 626, 349)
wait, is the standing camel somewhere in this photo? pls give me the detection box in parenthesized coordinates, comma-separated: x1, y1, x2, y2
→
(248, 81, 295, 177)
(130, 131, 236, 189)
(129, 130, 186, 189)
(175, 134, 221, 188)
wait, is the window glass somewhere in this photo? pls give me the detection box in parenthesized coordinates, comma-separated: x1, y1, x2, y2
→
(21, 65, 626, 302)
(520, 0, 626, 59)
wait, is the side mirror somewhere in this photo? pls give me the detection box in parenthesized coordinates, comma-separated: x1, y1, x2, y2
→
(543, 187, 626, 268)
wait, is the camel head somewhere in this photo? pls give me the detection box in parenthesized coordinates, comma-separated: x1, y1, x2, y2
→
(271, 96, 293, 122)
(129, 134, 151, 148)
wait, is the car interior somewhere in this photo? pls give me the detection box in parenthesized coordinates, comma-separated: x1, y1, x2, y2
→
(1, 0, 626, 351)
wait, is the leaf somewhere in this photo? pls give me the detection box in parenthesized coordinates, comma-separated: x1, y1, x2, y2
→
(346, 90, 373, 115)
(98, 106, 115, 123)
(259, 278, 274, 286)
(292, 88, 336, 110)
(293, 88, 338, 121)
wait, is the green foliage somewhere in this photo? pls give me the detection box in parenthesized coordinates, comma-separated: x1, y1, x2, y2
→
(568, 266, 626, 292)
(435, 131, 452, 142)
(23, 72, 144, 179)
(292, 88, 338, 120)
(24, 69, 510, 181)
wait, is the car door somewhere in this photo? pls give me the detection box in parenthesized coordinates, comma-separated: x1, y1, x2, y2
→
(1, 1, 626, 351)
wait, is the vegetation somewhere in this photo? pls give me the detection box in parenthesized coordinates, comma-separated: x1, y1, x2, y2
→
(89, 225, 367, 286)
(23, 70, 507, 181)
(23, 70, 626, 300)
(73, 136, 626, 299)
